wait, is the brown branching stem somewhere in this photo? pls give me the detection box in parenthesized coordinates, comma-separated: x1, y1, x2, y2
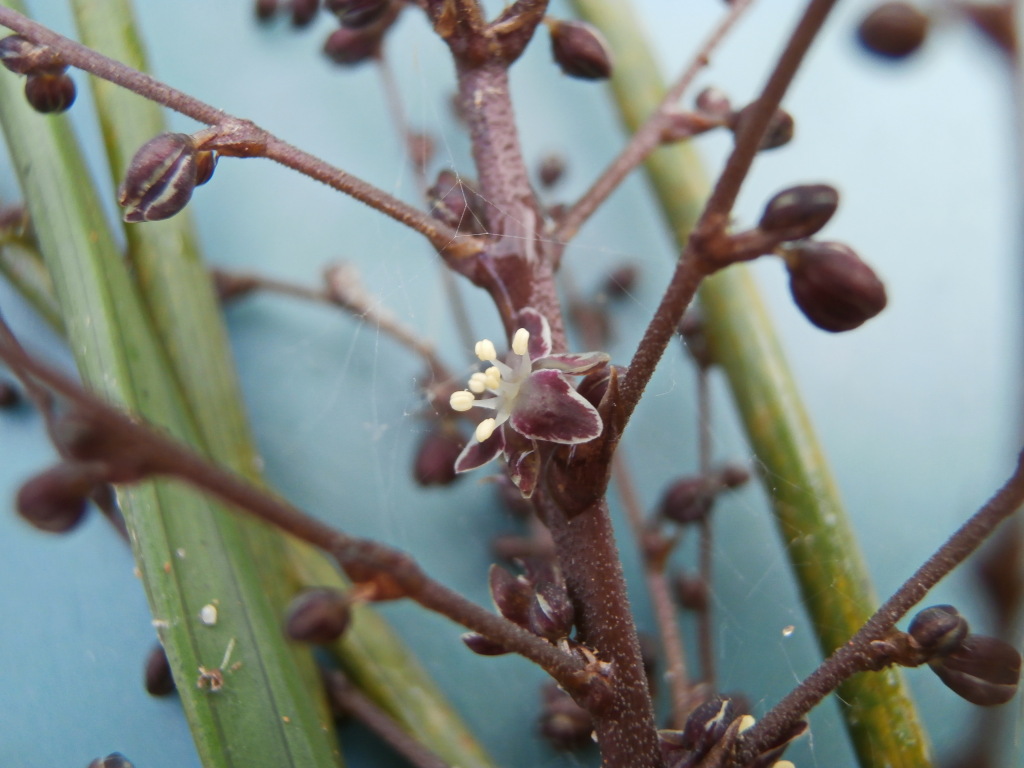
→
(0, 8, 465, 255)
(0, 330, 588, 692)
(616, 0, 839, 431)
(553, 0, 755, 243)
(737, 450, 1024, 764)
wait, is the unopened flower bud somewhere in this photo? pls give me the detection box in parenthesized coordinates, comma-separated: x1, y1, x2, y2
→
(731, 104, 794, 151)
(194, 151, 218, 187)
(908, 605, 969, 657)
(695, 85, 732, 119)
(680, 697, 737, 756)
(857, 2, 929, 60)
(16, 461, 105, 533)
(528, 579, 575, 641)
(930, 634, 1021, 706)
(290, 0, 320, 26)
(673, 573, 709, 612)
(0, 35, 64, 75)
(489, 564, 533, 627)
(963, 5, 1015, 56)
(254, 0, 280, 21)
(539, 683, 593, 751)
(758, 184, 839, 242)
(537, 153, 566, 189)
(144, 643, 176, 697)
(461, 631, 510, 656)
(602, 264, 638, 299)
(326, 0, 390, 28)
(284, 587, 351, 644)
(547, 19, 613, 80)
(0, 377, 20, 409)
(87, 754, 135, 768)
(784, 241, 887, 332)
(718, 463, 751, 489)
(413, 425, 464, 486)
(322, 24, 383, 66)
(118, 133, 200, 223)
(24, 71, 76, 113)
(660, 476, 714, 525)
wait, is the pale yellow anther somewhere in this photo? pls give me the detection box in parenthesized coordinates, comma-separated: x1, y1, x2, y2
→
(450, 390, 476, 412)
(771, 762, 795, 768)
(737, 715, 756, 734)
(475, 339, 498, 362)
(475, 418, 497, 442)
(511, 328, 530, 356)
(484, 366, 502, 389)
(468, 372, 488, 393)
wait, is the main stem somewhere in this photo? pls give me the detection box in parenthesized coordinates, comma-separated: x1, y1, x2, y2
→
(542, 494, 665, 768)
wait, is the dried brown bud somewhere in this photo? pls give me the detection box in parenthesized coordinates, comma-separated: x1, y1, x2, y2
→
(326, 0, 390, 28)
(284, 587, 351, 644)
(758, 184, 839, 241)
(322, 24, 383, 65)
(0, 35, 65, 75)
(547, 19, 613, 80)
(930, 634, 1021, 706)
(908, 605, 970, 657)
(731, 104, 794, 151)
(413, 425, 464, 486)
(539, 683, 593, 751)
(695, 85, 732, 119)
(118, 133, 200, 223)
(290, 0, 320, 27)
(784, 241, 887, 332)
(87, 754, 135, 768)
(673, 573, 709, 612)
(660, 476, 714, 525)
(538, 153, 566, 189)
(857, 2, 929, 59)
(144, 643, 176, 697)
(24, 72, 76, 114)
(0, 377, 20, 409)
(254, 0, 280, 21)
(16, 461, 105, 533)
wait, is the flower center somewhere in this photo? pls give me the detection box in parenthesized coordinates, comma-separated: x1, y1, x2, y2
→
(449, 328, 533, 441)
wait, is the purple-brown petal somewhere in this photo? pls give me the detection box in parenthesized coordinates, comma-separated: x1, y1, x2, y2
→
(507, 444, 541, 498)
(514, 307, 552, 359)
(453, 427, 505, 473)
(535, 351, 609, 376)
(509, 370, 603, 444)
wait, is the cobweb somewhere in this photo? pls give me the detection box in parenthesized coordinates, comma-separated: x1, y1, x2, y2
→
(1, 1, 1019, 767)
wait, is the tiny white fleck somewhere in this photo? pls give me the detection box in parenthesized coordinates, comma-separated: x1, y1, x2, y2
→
(151, 619, 170, 629)
(782, 625, 795, 637)
(176, 548, 186, 558)
(200, 604, 218, 626)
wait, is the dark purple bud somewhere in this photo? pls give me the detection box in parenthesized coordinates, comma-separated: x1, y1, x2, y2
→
(680, 696, 737, 756)
(602, 264, 638, 299)
(784, 240, 887, 332)
(758, 184, 839, 241)
(16, 462, 104, 533)
(576, 364, 624, 412)
(673, 573, 709, 612)
(326, 0, 390, 28)
(194, 151, 218, 187)
(413, 425, 464, 486)
(857, 2, 929, 60)
(254, 0, 280, 21)
(930, 634, 1021, 706)
(290, 0, 320, 27)
(963, 5, 1015, 56)
(548, 19, 613, 80)
(538, 153, 566, 189)
(660, 476, 714, 525)
(322, 24, 383, 66)
(731, 104, 794, 151)
(695, 85, 732, 119)
(489, 564, 533, 627)
(461, 631, 510, 656)
(24, 71, 76, 114)
(0, 377, 20, 409)
(528, 579, 575, 641)
(144, 643, 175, 697)
(284, 587, 351, 644)
(87, 754, 135, 768)
(908, 605, 969, 657)
(118, 133, 199, 223)
(678, 310, 712, 369)
(539, 683, 593, 751)
(0, 35, 64, 75)
(717, 463, 750, 489)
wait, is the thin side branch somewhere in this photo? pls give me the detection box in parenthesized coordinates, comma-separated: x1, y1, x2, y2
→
(0, 8, 464, 253)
